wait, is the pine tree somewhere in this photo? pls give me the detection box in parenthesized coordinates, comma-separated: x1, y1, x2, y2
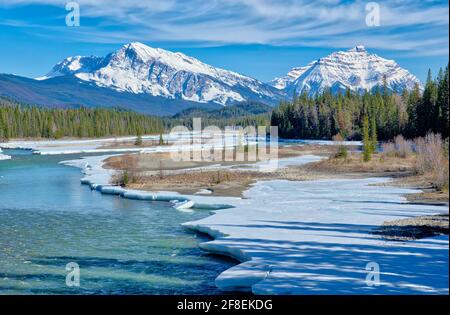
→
(437, 65, 449, 137)
(370, 115, 378, 153)
(417, 69, 437, 135)
(362, 116, 371, 162)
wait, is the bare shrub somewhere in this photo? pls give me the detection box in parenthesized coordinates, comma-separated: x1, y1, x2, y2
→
(381, 142, 396, 157)
(110, 154, 142, 187)
(111, 170, 130, 187)
(415, 133, 449, 190)
(210, 170, 231, 184)
(393, 135, 413, 158)
(159, 160, 164, 179)
(122, 154, 139, 171)
(332, 134, 348, 159)
(381, 135, 413, 158)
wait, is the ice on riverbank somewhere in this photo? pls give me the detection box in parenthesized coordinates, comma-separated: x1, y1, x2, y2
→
(184, 178, 449, 294)
(60, 154, 239, 210)
(0, 148, 11, 160)
(61, 153, 449, 295)
(62, 155, 118, 188)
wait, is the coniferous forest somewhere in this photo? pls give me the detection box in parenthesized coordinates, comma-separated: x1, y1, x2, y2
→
(0, 66, 448, 141)
(271, 66, 449, 140)
(0, 99, 165, 139)
(0, 98, 270, 140)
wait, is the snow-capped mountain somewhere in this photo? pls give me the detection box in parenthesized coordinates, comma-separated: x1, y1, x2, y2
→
(2, 43, 423, 116)
(270, 46, 421, 96)
(39, 42, 283, 106)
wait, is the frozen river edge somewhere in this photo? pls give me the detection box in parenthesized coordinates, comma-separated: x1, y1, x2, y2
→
(60, 153, 449, 295)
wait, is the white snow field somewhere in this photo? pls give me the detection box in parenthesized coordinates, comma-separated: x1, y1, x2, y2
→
(184, 179, 448, 295)
(63, 153, 449, 295)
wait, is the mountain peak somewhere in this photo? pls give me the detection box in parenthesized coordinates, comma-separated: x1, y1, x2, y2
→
(39, 42, 282, 106)
(269, 46, 420, 96)
(271, 45, 420, 96)
(348, 45, 367, 52)
(127, 41, 147, 48)
(124, 41, 164, 53)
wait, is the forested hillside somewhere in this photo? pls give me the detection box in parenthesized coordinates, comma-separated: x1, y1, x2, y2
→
(271, 66, 449, 140)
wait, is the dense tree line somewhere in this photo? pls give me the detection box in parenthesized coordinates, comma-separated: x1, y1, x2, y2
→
(0, 99, 165, 139)
(271, 66, 449, 140)
(169, 101, 271, 129)
(0, 98, 270, 140)
(170, 114, 269, 130)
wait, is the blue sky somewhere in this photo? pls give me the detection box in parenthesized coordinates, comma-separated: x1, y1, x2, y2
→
(0, 0, 448, 82)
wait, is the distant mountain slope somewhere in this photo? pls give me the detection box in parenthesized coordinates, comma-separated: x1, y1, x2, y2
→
(38, 42, 284, 106)
(269, 46, 421, 96)
(0, 74, 219, 115)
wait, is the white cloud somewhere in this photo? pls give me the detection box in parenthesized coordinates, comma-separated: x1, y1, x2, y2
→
(0, 0, 448, 56)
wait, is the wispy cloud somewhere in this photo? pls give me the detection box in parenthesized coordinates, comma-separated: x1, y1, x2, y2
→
(0, 0, 448, 56)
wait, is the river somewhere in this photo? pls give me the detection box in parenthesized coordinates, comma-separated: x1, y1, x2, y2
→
(0, 149, 236, 294)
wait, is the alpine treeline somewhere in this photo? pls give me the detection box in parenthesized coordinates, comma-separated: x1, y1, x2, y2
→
(271, 66, 449, 140)
(0, 99, 164, 139)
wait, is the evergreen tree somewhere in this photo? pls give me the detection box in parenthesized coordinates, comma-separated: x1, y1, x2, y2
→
(370, 115, 378, 153)
(437, 65, 449, 137)
(135, 132, 143, 146)
(417, 69, 438, 135)
(362, 116, 371, 162)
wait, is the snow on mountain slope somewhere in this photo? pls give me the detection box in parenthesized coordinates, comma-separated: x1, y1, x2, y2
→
(270, 46, 421, 96)
(269, 65, 311, 90)
(36, 56, 104, 80)
(40, 42, 283, 106)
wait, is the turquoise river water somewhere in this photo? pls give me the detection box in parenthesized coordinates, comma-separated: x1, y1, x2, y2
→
(0, 149, 236, 294)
